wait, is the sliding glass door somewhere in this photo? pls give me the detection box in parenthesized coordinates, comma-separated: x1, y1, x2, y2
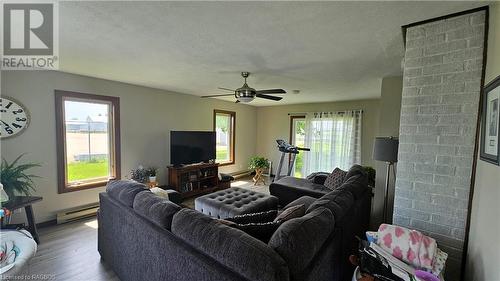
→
(289, 111, 362, 177)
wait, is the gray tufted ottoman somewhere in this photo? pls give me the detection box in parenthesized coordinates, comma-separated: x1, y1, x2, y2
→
(194, 187, 278, 219)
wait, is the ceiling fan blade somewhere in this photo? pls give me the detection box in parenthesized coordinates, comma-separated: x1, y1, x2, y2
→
(256, 89, 286, 94)
(201, 94, 234, 98)
(218, 87, 235, 92)
(256, 94, 282, 101)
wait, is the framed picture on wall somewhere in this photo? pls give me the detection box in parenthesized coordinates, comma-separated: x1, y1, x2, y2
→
(480, 75, 500, 165)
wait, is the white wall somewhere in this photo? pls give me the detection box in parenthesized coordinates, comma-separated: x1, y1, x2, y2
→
(1, 71, 257, 223)
(466, 3, 500, 281)
(373, 76, 403, 228)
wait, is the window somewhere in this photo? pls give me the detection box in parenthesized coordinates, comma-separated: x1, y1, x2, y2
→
(213, 110, 235, 165)
(55, 90, 120, 193)
(289, 116, 306, 177)
(299, 111, 362, 176)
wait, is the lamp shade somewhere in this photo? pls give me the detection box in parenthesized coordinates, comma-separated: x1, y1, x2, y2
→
(373, 137, 399, 163)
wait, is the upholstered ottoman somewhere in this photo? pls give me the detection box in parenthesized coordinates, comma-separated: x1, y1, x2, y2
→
(195, 187, 278, 219)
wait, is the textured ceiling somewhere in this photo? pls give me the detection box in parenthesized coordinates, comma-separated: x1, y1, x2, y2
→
(58, 1, 487, 106)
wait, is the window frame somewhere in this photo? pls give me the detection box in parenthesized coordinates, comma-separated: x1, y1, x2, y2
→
(55, 90, 121, 194)
(289, 115, 306, 175)
(213, 109, 236, 166)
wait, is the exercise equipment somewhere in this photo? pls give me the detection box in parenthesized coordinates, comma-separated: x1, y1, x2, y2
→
(273, 139, 310, 182)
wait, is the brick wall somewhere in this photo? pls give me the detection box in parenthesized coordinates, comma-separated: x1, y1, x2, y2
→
(394, 10, 486, 280)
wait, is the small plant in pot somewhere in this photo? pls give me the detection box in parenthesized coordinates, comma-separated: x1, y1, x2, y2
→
(249, 156, 269, 185)
(0, 154, 41, 200)
(146, 167, 158, 183)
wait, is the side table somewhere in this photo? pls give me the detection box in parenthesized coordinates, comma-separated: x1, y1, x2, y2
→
(2, 196, 43, 244)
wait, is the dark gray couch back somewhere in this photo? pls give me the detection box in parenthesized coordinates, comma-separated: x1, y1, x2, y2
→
(171, 208, 289, 281)
(268, 207, 335, 279)
(99, 192, 252, 281)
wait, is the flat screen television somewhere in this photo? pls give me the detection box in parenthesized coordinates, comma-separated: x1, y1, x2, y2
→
(170, 131, 216, 166)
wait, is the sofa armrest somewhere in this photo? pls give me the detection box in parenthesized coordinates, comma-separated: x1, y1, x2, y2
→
(270, 177, 329, 206)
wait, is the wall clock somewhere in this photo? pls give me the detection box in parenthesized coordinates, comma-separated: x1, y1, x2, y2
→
(0, 96, 30, 139)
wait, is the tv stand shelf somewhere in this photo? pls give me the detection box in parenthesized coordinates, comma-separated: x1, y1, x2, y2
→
(167, 163, 222, 198)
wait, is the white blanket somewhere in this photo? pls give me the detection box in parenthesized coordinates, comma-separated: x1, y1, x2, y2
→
(0, 229, 37, 275)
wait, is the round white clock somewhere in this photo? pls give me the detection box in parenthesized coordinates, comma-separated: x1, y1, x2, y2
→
(1, 97, 30, 139)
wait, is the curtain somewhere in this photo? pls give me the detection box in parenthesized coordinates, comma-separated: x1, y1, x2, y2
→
(302, 110, 362, 175)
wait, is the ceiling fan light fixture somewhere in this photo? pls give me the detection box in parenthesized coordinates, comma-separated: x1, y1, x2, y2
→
(202, 71, 285, 103)
(237, 96, 254, 103)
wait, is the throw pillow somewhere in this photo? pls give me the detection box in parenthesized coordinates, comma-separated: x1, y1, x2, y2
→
(323, 168, 347, 190)
(274, 204, 305, 223)
(219, 210, 282, 242)
(227, 210, 278, 224)
(218, 218, 280, 243)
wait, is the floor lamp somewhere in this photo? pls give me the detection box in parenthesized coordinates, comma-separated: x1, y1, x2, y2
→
(373, 137, 399, 223)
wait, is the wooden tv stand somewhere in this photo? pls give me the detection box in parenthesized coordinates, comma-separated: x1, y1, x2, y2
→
(167, 163, 221, 198)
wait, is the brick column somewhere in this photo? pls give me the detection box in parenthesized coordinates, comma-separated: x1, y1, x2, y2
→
(394, 10, 486, 281)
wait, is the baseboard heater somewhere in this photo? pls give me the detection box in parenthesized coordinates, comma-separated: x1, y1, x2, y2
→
(56, 202, 100, 224)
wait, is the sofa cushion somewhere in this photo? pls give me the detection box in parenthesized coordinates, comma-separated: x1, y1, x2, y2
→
(345, 164, 367, 180)
(133, 190, 181, 229)
(283, 196, 317, 211)
(338, 165, 369, 199)
(268, 207, 335, 277)
(171, 208, 289, 281)
(106, 180, 147, 207)
(324, 168, 347, 190)
(306, 189, 355, 221)
(274, 204, 305, 223)
(305, 172, 330, 185)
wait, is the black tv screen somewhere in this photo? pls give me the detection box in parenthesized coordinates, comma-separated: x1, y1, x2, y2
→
(170, 131, 216, 165)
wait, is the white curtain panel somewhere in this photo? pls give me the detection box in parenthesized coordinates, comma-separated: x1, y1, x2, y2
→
(302, 110, 362, 175)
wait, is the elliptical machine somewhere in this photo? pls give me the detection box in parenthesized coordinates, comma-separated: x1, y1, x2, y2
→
(273, 139, 310, 182)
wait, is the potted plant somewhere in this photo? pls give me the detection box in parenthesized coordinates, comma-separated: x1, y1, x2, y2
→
(0, 154, 41, 200)
(362, 166, 376, 187)
(249, 156, 270, 185)
(131, 166, 148, 183)
(146, 167, 158, 183)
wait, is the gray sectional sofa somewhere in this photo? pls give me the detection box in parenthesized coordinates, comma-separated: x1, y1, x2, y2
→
(98, 170, 371, 281)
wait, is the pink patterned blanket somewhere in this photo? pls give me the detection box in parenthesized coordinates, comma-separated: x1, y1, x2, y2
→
(377, 224, 436, 270)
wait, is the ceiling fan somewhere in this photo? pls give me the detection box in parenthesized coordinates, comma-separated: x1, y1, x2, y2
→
(201, 72, 286, 103)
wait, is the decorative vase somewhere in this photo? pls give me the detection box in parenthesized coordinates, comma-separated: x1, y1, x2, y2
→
(149, 176, 157, 183)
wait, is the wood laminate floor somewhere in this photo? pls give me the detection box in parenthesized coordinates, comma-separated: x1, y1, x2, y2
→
(15, 176, 271, 281)
(17, 217, 119, 281)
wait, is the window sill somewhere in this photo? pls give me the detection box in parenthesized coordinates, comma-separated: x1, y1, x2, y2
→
(59, 180, 110, 194)
(217, 161, 235, 167)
